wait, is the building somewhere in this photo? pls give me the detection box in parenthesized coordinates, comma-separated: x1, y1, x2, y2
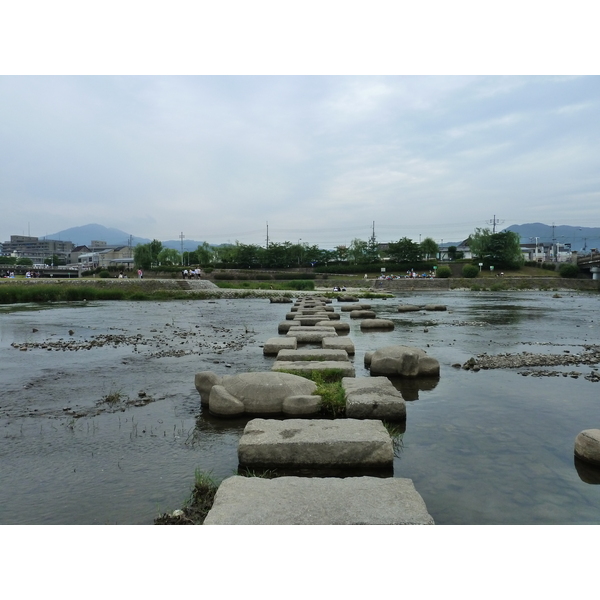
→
(77, 246, 134, 270)
(1, 235, 74, 264)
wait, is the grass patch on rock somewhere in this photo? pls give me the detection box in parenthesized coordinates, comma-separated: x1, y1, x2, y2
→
(280, 368, 347, 417)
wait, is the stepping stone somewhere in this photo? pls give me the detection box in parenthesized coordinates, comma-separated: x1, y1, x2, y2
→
(343, 377, 406, 421)
(237, 418, 392, 473)
(575, 429, 600, 466)
(350, 310, 377, 319)
(263, 337, 297, 355)
(424, 304, 447, 311)
(322, 337, 355, 355)
(286, 330, 338, 343)
(340, 303, 372, 312)
(272, 360, 355, 377)
(398, 305, 421, 312)
(276, 348, 349, 362)
(204, 476, 435, 525)
(293, 316, 332, 326)
(315, 320, 350, 333)
(360, 318, 395, 331)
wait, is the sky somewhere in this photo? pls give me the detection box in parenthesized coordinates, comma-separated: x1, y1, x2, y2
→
(1, 8, 599, 250)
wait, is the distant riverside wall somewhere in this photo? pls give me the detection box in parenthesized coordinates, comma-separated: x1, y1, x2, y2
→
(372, 277, 599, 292)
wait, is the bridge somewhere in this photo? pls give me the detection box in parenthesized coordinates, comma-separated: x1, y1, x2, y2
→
(577, 252, 600, 279)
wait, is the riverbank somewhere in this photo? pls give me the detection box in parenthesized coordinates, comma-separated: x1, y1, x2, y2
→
(1, 276, 598, 305)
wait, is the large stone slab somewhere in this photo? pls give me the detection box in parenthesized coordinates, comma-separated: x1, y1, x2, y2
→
(204, 476, 435, 525)
(286, 330, 338, 343)
(200, 371, 317, 416)
(315, 320, 350, 333)
(322, 336, 355, 355)
(263, 337, 297, 355)
(272, 360, 355, 377)
(276, 348, 349, 362)
(238, 418, 393, 472)
(360, 318, 395, 331)
(365, 345, 440, 377)
(343, 376, 406, 421)
(340, 303, 372, 312)
(350, 310, 377, 319)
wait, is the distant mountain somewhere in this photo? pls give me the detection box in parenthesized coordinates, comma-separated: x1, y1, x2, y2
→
(46, 224, 151, 247)
(504, 223, 600, 252)
(45, 224, 207, 251)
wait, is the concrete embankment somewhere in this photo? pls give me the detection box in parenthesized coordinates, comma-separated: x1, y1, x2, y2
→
(372, 277, 600, 292)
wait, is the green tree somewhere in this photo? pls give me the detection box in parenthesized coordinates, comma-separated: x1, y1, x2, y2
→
(348, 239, 369, 264)
(387, 237, 422, 263)
(149, 239, 163, 264)
(420, 237, 439, 260)
(559, 263, 579, 278)
(468, 228, 523, 269)
(157, 248, 181, 266)
(134, 244, 153, 269)
(196, 242, 214, 265)
(17, 257, 34, 266)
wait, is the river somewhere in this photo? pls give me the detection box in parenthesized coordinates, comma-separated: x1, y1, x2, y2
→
(1, 291, 599, 524)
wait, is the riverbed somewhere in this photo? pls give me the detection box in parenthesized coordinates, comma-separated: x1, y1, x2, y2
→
(1, 291, 599, 524)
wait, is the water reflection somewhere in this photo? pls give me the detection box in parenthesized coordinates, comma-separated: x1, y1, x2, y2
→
(574, 457, 600, 485)
(387, 376, 440, 401)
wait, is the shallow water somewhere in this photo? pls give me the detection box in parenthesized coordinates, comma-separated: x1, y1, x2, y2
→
(1, 291, 599, 524)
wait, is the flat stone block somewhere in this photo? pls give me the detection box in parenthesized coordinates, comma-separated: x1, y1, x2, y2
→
(204, 476, 435, 525)
(263, 337, 297, 355)
(350, 310, 377, 319)
(276, 348, 349, 362)
(286, 330, 338, 343)
(238, 418, 393, 471)
(398, 305, 422, 312)
(322, 337, 355, 355)
(293, 316, 330, 326)
(282, 395, 321, 416)
(424, 304, 447, 311)
(315, 320, 350, 334)
(343, 377, 406, 421)
(360, 318, 395, 331)
(272, 360, 355, 377)
(340, 303, 372, 312)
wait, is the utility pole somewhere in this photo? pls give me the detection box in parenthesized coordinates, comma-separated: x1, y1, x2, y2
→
(180, 232, 185, 265)
(487, 215, 504, 234)
(266, 222, 269, 249)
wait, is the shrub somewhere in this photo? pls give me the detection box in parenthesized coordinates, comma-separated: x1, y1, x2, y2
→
(462, 264, 479, 278)
(541, 262, 556, 271)
(559, 263, 579, 278)
(436, 266, 452, 278)
(98, 270, 111, 278)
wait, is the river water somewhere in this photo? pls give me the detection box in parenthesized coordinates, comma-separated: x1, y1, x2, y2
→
(1, 291, 599, 524)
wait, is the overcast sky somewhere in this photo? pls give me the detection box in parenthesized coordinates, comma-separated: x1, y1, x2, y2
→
(1, 74, 598, 248)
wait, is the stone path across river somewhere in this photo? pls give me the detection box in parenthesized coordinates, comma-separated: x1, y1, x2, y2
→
(201, 295, 434, 525)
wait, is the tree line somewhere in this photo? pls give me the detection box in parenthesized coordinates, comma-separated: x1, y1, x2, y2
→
(132, 229, 524, 270)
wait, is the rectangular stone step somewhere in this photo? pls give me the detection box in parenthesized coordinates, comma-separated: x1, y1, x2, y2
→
(276, 348, 349, 362)
(263, 337, 297, 355)
(343, 377, 406, 421)
(272, 360, 355, 377)
(204, 475, 434, 525)
(238, 418, 391, 474)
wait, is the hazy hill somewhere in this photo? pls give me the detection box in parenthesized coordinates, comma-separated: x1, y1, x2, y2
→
(505, 223, 600, 252)
(45, 224, 206, 250)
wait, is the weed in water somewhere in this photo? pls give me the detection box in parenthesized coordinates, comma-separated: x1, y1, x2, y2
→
(383, 420, 405, 458)
(154, 469, 220, 525)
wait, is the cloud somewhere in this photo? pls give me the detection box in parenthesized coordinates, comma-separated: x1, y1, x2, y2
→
(1, 75, 599, 248)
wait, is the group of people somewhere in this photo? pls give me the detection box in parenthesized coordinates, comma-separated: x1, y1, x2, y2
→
(377, 270, 436, 280)
(182, 268, 202, 279)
